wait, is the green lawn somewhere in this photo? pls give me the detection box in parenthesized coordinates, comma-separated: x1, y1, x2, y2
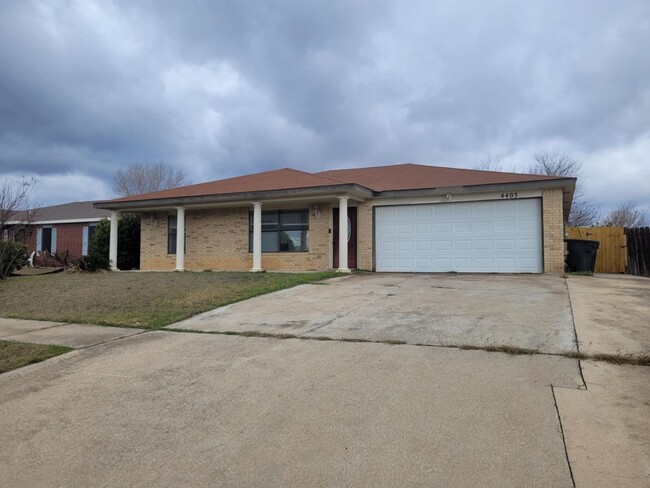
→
(0, 341, 72, 374)
(0, 271, 337, 329)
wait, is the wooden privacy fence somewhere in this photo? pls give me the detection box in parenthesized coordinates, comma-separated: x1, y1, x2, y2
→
(567, 227, 627, 273)
(567, 226, 650, 276)
(625, 227, 650, 277)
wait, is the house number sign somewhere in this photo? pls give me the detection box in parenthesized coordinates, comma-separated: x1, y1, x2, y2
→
(500, 192, 519, 199)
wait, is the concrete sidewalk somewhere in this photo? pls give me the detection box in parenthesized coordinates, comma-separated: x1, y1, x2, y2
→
(557, 275, 650, 488)
(0, 318, 144, 348)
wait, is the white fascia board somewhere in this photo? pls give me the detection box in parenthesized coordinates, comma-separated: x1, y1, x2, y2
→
(370, 189, 543, 207)
(5, 217, 108, 225)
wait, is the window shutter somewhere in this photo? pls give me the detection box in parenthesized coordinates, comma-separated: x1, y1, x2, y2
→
(51, 227, 57, 253)
(82, 226, 89, 255)
(36, 228, 42, 252)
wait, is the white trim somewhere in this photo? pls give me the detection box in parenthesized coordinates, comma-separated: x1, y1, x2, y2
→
(5, 217, 108, 225)
(251, 202, 263, 272)
(371, 189, 543, 207)
(109, 211, 119, 270)
(82, 226, 89, 255)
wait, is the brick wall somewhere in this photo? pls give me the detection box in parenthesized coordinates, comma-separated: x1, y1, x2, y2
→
(18, 223, 92, 260)
(140, 204, 331, 271)
(140, 212, 176, 270)
(542, 188, 566, 273)
(356, 201, 373, 271)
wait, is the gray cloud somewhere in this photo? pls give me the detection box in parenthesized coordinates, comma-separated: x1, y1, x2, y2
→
(0, 0, 648, 213)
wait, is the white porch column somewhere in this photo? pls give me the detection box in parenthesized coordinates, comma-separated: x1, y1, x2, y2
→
(109, 211, 119, 271)
(251, 201, 263, 272)
(337, 196, 350, 272)
(175, 207, 185, 271)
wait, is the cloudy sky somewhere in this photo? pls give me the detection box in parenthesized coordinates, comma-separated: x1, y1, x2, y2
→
(1, 0, 649, 214)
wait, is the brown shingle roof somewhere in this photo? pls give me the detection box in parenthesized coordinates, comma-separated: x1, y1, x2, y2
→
(106, 168, 347, 203)
(317, 163, 565, 192)
(97, 163, 570, 205)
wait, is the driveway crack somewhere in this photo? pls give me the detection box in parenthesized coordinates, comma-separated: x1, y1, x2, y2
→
(551, 384, 576, 488)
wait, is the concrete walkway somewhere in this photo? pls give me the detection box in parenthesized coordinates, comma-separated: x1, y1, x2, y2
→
(0, 318, 144, 348)
(555, 274, 650, 488)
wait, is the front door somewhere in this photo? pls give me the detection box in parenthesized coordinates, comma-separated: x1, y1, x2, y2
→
(333, 207, 357, 269)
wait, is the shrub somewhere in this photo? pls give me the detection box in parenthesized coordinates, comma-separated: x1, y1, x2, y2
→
(73, 254, 110, 272)
(90, 214, 140, 270)
(0, 241, 28, 279)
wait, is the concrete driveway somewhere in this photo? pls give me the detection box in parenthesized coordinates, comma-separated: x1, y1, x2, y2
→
(172, 273, 576, 353)
(0, 331, 581, 487)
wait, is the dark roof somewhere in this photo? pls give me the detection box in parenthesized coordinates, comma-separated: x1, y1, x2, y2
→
(97, 163, 572, 205)
(20, 201, 111, 222)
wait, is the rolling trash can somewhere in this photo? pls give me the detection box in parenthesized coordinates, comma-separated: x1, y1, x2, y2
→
(565, 239, 599, 273)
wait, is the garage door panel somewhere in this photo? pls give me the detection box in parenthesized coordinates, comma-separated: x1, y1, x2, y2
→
(474, 221, 493, 232)
(475, 239, 494, 250)
(375, 199, 542, 273)
(453, 222, 473, 232)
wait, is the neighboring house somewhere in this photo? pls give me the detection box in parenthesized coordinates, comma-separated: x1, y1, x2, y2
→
(95, 164, 575, 274)
(9, 202, 111, 260)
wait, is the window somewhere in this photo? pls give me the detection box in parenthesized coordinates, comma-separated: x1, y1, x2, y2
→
(88, 224, 97, 243)
(249, 209, 309, 252)
(14, 229, 26, 244)
(168, 215, 177, 254)
(41, 227, 53, 253)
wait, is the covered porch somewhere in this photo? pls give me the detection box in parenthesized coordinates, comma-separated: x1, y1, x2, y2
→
(103, 191, 370, 273)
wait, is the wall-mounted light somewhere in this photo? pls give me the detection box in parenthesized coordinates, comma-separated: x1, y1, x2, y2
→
(311, 204, 321, 218)
(445, 193, 452, 201)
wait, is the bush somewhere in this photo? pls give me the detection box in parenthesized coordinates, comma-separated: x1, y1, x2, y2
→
(90, 214, 140, 270)
(73, 254, 110, 272)
(0, 241, 28, 279)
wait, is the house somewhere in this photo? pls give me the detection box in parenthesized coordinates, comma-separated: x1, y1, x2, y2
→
(8, 202, 111, 261)
(94, 163, 575, 273)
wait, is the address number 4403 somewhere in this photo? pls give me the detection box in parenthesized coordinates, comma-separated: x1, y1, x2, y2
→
(500, 192, 518, 199)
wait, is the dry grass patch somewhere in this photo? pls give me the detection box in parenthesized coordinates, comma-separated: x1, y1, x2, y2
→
(0, 271, 337, 329)
(0, 340, 72, 374)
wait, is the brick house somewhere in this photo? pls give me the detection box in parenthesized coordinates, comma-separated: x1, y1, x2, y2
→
(10, 202, 111, 261)
(95, 164, 575, 273)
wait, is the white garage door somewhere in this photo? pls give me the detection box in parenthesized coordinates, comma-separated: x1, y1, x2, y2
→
(375, 198, 543, 273)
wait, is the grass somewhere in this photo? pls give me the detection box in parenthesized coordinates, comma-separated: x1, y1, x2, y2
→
(0, 340, 72, 374)
(0, 271, 338, 329)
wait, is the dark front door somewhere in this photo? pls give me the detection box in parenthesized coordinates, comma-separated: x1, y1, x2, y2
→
(333, 207, 357, 269)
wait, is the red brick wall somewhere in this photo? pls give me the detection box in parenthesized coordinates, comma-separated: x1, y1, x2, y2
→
(19, 223, 93, 261)
(56, 223, 85, 259)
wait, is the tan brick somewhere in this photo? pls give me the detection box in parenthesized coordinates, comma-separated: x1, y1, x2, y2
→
(542, 188, 566, 273)
(140, 205, 331, 272)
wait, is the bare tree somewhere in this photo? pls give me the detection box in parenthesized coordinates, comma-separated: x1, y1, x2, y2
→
(474, 155, 504, 172)
(601, 201, 648, 227)
(113, 162, 188, 197)
(527, 150, 600, 227)
(0, 176, 39, 279)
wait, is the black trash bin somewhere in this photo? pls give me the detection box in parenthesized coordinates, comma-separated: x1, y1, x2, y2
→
(565, 239, 599, 273)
